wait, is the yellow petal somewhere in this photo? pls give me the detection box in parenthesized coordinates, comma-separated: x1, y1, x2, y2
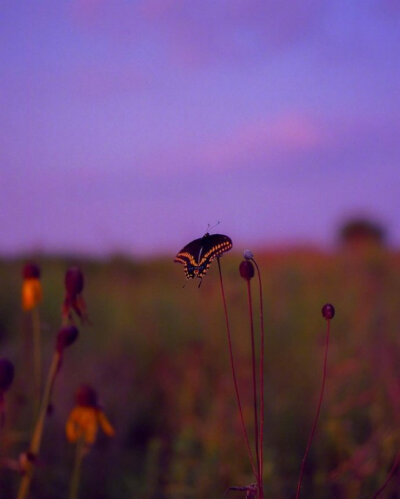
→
(98, 411, 115, 437)
(22, 279, 42, 311)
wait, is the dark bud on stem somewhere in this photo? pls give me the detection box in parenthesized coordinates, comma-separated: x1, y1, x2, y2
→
(239, 260, 255, 280)
(65, 267, 84, 296)
(322, 303, 335, 320)
(56, 325, 79, 353)
(0, 358, 15, 392)
(75, 384, 98, 408)
(22, 262, 40, 280)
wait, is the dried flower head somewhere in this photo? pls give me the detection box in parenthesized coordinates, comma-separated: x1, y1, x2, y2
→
(65, 267, 84, 296)
(239, 260, 255, 280)
(62, 267, 88, 323)
(22, 262, 41, 280)
(56, 325, 79, 353)
(0, 358, 14, 393)
(322, 303, 335, 320)
(21, 262, 42, 311)
(66, 385, 115, 445)
(75, 385, 98, 408)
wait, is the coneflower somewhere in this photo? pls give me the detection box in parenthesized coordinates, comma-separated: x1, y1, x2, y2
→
(66, 385, 115, 499)
(22, 261, 43, 409)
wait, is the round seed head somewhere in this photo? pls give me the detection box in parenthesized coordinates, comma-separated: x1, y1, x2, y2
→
(65, 267, 84, 296)
(239, 260, 255, 280)
(56, 325, 79, 352)
(75, 384, 98, 408)
(243, 249, 254, 260)
(0, 358, 15, 392)
(22, 262, 40, 280)
(322, 303, 335, 320)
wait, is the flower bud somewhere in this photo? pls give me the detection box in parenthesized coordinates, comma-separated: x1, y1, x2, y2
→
(243, 249, 254, 260)
(322, 303, 335, 320)
(0, 358, 15, 392)
(239, 260, 255, 280)
(75, 384, 98, 408)
(56, 325, 79, 353)
(22, 262, 40, 280)
(65, 267, 84, 296)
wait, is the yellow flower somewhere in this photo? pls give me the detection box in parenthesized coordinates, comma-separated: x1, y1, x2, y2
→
(66, 406, 115, 445)
(22, 278, 42, 311)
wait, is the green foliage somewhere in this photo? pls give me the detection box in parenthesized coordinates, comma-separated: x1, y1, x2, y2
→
(0, 248, 399, 497)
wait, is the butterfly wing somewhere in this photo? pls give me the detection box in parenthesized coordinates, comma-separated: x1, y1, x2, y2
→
(174, 233, 233, 279)
(174, 236, 205, 278)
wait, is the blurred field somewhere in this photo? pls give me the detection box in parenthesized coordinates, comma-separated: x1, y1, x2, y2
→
(1, 247, 400, 498)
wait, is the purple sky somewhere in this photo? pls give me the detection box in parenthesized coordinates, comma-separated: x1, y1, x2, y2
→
(1, 1, 399, 256)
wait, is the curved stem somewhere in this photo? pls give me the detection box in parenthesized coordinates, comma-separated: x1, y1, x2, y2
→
(252, 258, 265, 499)
(296, 320, 331, 499)
(217, 258, 258, 480)
(373, 452, 400, 498)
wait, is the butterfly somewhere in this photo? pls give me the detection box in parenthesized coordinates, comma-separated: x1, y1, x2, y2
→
(174, 233, 233, 283)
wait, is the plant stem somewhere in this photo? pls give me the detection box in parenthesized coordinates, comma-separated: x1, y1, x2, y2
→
(373, 452, 400, 498)
(296, 319, 331, 499)
(69, 438, 85, 499)
(217, 258, 258, 480)
(252, 258, 265, 499)
(17, 350, 61, 499)
(32, 307, 42, 415)
(245, 279, 261, 496)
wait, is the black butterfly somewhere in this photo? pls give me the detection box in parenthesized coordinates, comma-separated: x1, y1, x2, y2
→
(174, 233, 233, 282)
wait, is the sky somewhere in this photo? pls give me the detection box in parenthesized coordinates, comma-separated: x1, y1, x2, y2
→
(1, 0, 399, 256)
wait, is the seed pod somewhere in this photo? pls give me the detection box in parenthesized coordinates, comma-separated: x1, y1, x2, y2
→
(243, 249, 254, 260)
(239, 260, 255, 280)
(75, 385, 98, 408)
(22, 262, 40, 280)
(56, 325, 79, 353)
(65, 267, 84, 296)
(0, 358, 15, 392)
(322, 303, 335, 320)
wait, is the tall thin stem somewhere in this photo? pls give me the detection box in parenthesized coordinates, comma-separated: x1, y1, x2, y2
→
(32, 307, 42, 414)
(17, 351, 61, 499)
(296, 319, 331, 499)
(246, 279, 261, 495)
(373, 452, 400, 498)
(69, 438, 85, 499)
(217, 258, 258, 480)
(252, 258, 265, 499)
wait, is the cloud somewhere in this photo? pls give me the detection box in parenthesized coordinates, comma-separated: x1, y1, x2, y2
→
(201, 113, 325, 168)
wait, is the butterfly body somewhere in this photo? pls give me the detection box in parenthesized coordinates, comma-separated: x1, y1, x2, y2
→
(174, 233, 233, 280)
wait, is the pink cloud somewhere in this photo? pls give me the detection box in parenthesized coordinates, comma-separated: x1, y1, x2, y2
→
(202, 113, 325, 168)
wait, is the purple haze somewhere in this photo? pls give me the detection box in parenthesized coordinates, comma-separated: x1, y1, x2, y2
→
(1, 1, 399, 256)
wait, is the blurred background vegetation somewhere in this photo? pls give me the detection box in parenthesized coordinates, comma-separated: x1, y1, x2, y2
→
(1, 230, 400, 497)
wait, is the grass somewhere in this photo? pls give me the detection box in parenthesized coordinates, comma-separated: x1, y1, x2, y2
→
(0, 247, 399, 497)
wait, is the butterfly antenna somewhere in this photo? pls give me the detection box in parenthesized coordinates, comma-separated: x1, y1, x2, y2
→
(198, 278, 203, 289)
(206, 220, 221, 233)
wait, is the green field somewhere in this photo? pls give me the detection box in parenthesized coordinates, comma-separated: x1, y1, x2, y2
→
(1, 247, 399, 498)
